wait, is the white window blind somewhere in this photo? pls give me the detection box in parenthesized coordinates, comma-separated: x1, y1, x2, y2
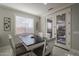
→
(16, 16, 34, 34)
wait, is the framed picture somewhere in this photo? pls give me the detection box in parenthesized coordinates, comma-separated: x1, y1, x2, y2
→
(4, 17, 11, 31)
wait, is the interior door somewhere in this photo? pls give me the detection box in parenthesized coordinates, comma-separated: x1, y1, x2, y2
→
(55, 8, 71, 50)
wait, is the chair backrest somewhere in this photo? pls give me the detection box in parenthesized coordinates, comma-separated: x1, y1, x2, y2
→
(8, 34, 16, 56)
(42, 38, 56, 56)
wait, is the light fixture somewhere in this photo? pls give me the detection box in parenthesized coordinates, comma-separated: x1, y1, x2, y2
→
(44, 3, 47, 5)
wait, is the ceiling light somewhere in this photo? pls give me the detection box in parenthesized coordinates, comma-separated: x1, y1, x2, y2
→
(44, 3, 47, 5)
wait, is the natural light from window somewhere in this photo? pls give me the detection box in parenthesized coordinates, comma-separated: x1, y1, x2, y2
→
(16, 16, 34, 34)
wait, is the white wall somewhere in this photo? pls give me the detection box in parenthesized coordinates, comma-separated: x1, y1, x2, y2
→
(0, 5, 39, 47)
(0, 6, 14, 47)
(71, 4, 79, 51)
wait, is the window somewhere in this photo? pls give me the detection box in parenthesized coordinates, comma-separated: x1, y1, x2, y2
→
(16, 16, 34, 34)
(56, 14, 66, 45)
(47, 19, 52, 38)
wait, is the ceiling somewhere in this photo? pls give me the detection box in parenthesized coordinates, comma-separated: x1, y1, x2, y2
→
(0, 3, 73, 16)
